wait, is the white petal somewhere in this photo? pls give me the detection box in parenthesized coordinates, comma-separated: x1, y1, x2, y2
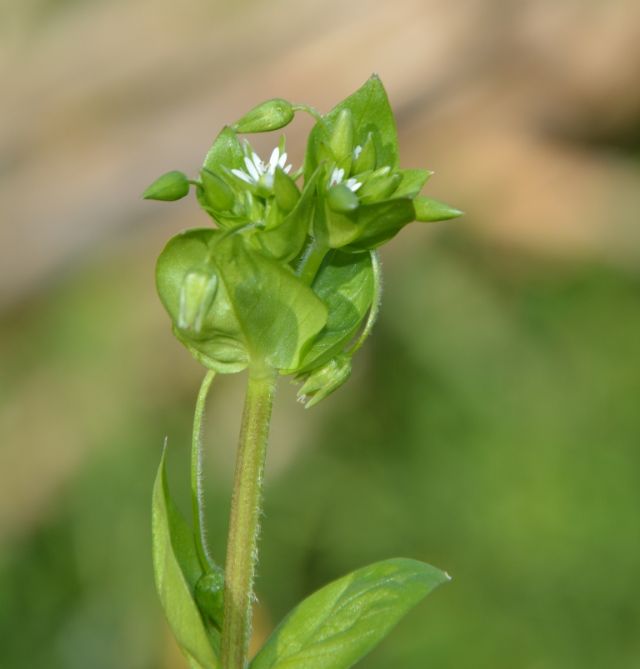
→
(284, 164, 292, 174)
(231, 168, 253, 184)
(346, 178, 362, 192)
(353, 145, 363, 159)
(251, 152, 265, 174)
(244, 156, 260, 181)
(278, 152, 288, 168)
(268, 147, 280, 169)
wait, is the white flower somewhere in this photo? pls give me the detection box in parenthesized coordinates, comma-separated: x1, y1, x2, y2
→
(231, 145, 292, 190)
(328, 167, 362, 192)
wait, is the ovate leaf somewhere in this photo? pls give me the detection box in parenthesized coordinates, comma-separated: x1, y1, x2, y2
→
(212, 235, 328, 370)
(250, 558, 449, 669)
(156, 228, 249, 374)
(305, 75, 399, 178)
(152, 448, 220, 669)
(298, 250, 374, 372)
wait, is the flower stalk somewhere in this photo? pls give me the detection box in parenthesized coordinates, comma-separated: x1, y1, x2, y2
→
(221, 366, 277, 669)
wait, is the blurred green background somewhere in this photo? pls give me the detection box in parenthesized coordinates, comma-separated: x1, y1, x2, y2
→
(2, 0, 640, 667)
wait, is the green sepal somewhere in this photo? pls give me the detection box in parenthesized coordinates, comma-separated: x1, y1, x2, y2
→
(152, 447, 221, 669)
(343, 197, 416, 252)
(273, 167, 300, 213)
(358, 171, 401, 203)
(305, 75, 399, 180)
(249, 558, 450, 669)
(413, 196, 463, 222)
(297, 354, 352, 408)
(352, 132, 376, 174)
(327, 183, 359, 213)
(200, 169, 235, 211)
(393, 168, 433, 198)
(234, 98, 295, 133)
(328, 108, 354, 165)
(203, 126, 244, 174)
(256, 169, 320, 262)
(143, 171, 190, 201)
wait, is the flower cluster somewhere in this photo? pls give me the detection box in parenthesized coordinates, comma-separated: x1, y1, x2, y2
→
(144, 76, 461, 406)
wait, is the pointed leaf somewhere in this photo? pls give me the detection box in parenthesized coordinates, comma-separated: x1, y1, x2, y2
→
(250, 558, 449, 669)
(393, 169, 433, 198)
(414, 196, 463, 222)
(152, 449, 220, 669)
(306, 75, 398, 178)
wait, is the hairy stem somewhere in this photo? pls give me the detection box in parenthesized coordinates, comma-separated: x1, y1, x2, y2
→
(191, 370, 216, 571)
(221, 367, 277, 669)
(297, 240, 327, 285)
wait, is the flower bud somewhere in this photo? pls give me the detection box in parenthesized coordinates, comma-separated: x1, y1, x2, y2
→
(328, 109, 354, 163)
(200, 169, 235, 211)
(327, 183, 359, 213)
(413, 196, 464, 222)
(234, 98, 294, 133)
(195, 570, 224, 628)
(178, 268, 218, 334)
(143, 171, 190, 201)
(297, 355, 352, 408)
(352, 132, 376, 174)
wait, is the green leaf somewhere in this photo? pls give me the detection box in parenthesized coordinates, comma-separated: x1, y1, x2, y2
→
(344, 198, 415, 252)
(143, 171, 190, 201)
(299, 250, 374, 372)
(156, 229, 249, 374)
(234, 98, 295, 133)
(203, 126, 244, 174)
(212, 235, 328, 370)
(250, 558, 449, 669)
(152, 448, 220, 669)
(392, 168, 433, 198)
(413, 196, 463, 222)
(306, 75, 398, 178)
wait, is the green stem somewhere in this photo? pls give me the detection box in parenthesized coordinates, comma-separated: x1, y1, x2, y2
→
(348, 250, 383, 355)
(221, 366, 277, 669)
(297, 241, 327, 285)
(191, 369, 216, 572)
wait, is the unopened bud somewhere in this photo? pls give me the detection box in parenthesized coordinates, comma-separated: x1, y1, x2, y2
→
(178, 268, 218, 334)
(328, 109, 354, 163)
(298, 355, 352, 408)
(234, 98, 294, 133)
(143, 171, 190, 201)
(195, 570, 224, 628)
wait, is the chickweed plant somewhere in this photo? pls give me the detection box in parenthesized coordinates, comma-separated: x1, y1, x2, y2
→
(144, 75, 461, 669)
